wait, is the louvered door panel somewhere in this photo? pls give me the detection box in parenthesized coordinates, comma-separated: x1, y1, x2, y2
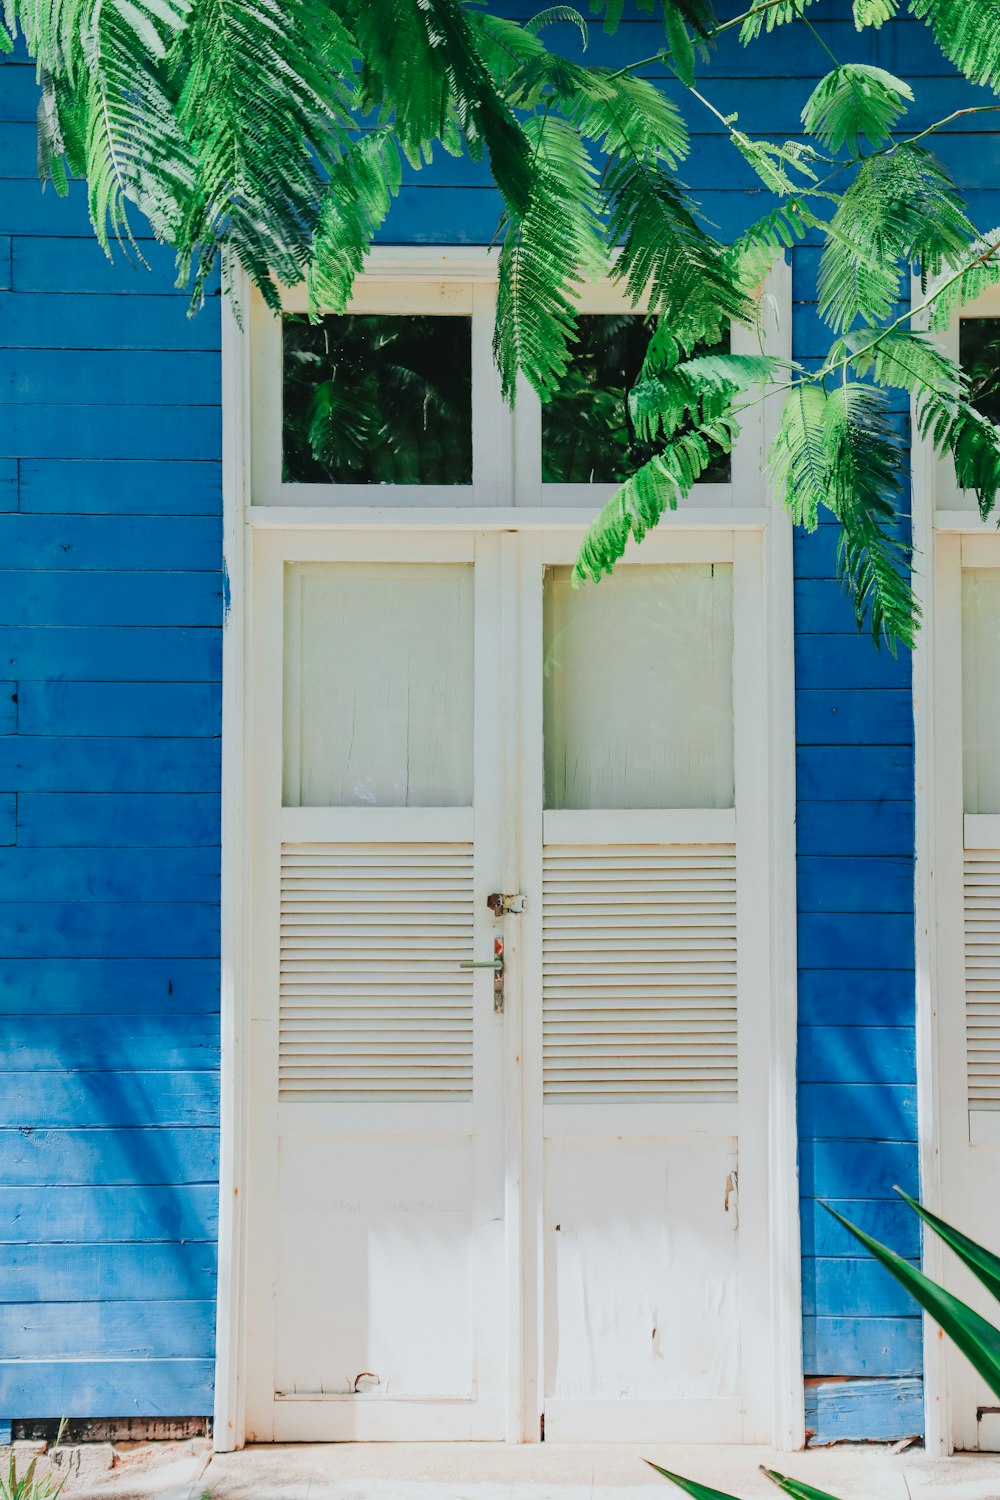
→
(965, 849, 1000, 1109)
(542, 844, 738, 1103)
(279, 842, 475, 1102)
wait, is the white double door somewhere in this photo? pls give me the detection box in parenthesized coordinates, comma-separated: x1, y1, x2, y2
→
(244, 526, 775, 1443)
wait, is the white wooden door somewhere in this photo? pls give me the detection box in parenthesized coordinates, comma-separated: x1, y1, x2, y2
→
(516, 531, 771, 1443)
(244, 531, 510, 1441)
(935, 535, 1000, 1452)
(245, 526, 773, 1444)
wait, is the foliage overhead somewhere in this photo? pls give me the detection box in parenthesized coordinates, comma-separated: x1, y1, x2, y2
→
(7, 0, 1000, 644)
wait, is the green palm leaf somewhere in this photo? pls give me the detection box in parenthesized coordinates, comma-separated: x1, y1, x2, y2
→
(898, 1190, 1000, 1306)
(826, 1202, 1000, 1399)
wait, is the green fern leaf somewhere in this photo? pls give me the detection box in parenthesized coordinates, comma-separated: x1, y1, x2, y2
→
(588, 0, 716, 38)
(818, 144, 974, 331)
(308, 130, 402, 315)
(801, 63, 912, 151)
(525, 6, 589, 46)
(346, 0, 534, 216)
(910, 0, 1000, 92)
(728, 199, 819, 287)
(739, 0, 815, 41)
(494, 111, 607, 401)
(574, 412, 741, 582)
(928, 228, 1000, 331)
(629, 351, 783, 440)
(853, 0, 899, 25)
(772, 382, 914, 647)
(663, 8, 695, 85)
(732, 132, 821, 193)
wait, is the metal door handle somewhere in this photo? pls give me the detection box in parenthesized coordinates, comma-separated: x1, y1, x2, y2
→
(459, 937, 505, 1014)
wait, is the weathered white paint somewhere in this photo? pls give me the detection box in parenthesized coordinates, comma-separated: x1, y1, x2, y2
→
(282, 561, 475, 807)
(542, 563, 734, 810)
(219, 253, 803, 1451)
(914, 275, 1000, 1449)
(244, 529, 509, 1442)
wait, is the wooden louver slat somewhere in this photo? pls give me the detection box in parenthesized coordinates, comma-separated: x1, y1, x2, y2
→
(279, 842, 474, 1103)
(965, 850, 1000, 1109)
(542, 844, 738, 1104)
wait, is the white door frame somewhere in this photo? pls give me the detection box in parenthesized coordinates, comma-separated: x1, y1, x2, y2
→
(213, 251, 804, 1451)
(912, 277, 1000, 1454)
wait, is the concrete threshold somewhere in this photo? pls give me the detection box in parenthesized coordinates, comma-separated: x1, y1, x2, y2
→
(17, 1440, 1000, 1500)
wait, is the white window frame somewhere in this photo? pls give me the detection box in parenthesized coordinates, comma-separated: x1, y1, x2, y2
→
(913, 277, 1000, 1454)
(216, 246, 803, 1452)
(250, 246, 771, 517)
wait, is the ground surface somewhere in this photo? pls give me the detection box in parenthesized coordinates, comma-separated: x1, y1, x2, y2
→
(10, 1440, 1000, 1500)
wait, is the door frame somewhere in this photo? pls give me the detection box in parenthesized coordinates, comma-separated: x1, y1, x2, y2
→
(214, 250, 804, 1451)
(911, 276, 1000, 1455)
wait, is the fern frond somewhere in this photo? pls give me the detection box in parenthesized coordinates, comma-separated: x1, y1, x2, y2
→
(346, 0, 534, 216)
(854, 0, 899, 24)
(927, 228, 1000, 331)
(827, 385, 914, 648)
(818, 145, 974, 330)
(740, 0, 815, 41)
(525, 6, 589, 44)
(629, 351, 783, 440)
(18, 0, 195, 249)
(771, 381, 914, 647)
(588, 0, 716, 38)
(801, 63, 912, 151)
(909, 0, 1000, 92)
(532, 60, 689, 168)
(307, 130, 401, 315)
(845, 325, 964, 400)
(494, 111, 607, 401)
(607, 151, 755, 347)
(768, 382, 830, 530)
(174, 0, 357, 305)
(732, 132, 821, 193)
(574, 413, 741, 582)
(468, 11, 549, 87)
(728, 199, 818, 287)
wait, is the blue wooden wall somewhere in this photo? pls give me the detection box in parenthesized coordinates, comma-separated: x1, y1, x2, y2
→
(0, 49, 222, 1419)
(0, 0, 998, 1438)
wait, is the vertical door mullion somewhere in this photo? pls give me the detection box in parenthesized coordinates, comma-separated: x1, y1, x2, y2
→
(516, 532, 546, 1440)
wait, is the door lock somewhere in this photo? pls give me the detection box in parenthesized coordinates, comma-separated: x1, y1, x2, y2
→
(487, 892, 527, 916)
(459, 937, 506, 1014)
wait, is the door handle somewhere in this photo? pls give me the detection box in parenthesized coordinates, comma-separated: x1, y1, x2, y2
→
(459, 937, 505, 1014)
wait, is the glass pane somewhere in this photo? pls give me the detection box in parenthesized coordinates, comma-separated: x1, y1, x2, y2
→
(543, 563, 734, 809)
(963, 568, 1000, 813)
(282, 314, 473, 484)
(542, 316, 731, 485)
(283, 562, 474, 807)
(960, 317, 1000, 427)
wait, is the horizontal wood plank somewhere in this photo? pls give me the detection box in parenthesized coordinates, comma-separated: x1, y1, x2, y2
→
(0, 1357, 214, 1418)
(0, 1070, 219, 1128)
(0, 1300, 216, 1359)
(0, 959, 219, 1015)
(0, 1184, 218, 1243)
(0, 1242, 217, 1302)
(0, 1127, 219, 1187)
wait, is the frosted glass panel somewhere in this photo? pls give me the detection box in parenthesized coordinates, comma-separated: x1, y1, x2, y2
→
(283, 562, 474, 807)
(543, 564, 734, 809)
(963, 568, 1000, 814)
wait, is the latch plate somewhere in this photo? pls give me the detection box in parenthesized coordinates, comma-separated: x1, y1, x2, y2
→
(487, 892, 527, 917)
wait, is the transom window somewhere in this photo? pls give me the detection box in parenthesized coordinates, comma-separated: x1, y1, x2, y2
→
(248, 260, 769, 510)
